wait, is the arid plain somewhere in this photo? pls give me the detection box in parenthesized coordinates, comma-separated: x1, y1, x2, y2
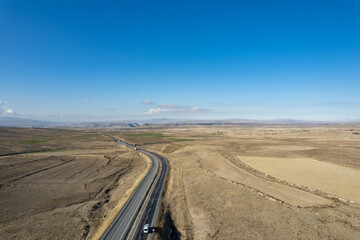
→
(0, 127, 148, 240)
(1, 124, 360, 240)
(110, 124, 360, 240)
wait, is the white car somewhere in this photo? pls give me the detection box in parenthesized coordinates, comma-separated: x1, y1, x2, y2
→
(143, 224, 150, 234)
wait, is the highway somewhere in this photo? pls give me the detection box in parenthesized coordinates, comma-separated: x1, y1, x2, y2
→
(100, 133, 168, 240)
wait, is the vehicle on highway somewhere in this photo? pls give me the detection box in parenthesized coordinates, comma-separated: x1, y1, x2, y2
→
(143, 224, 150, 234)
(99, 133, 168, 240)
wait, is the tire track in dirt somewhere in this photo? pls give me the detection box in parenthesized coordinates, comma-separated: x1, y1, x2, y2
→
(7, 157, 75, 183)
(85, 152, 142, 218)
(0, 150, 52, 157)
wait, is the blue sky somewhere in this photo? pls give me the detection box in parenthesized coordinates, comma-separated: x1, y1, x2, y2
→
(1, 0, 359, 122)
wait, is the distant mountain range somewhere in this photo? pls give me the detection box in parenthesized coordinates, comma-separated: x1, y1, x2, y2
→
(0, 117, 141, 128)
(73, 121, 141, 128)
(0, 117, 64, 128)
(1, 116, 358, 129)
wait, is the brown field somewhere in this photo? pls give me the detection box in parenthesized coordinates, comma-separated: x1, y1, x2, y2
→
(1, 125, 360, 240)
(110, 124, 360, 240)
(239, 156, 360, 203)
(0, 127, 148, 240)
(198, 150, 331, 207)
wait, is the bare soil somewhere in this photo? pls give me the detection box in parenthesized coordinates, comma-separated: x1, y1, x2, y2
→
(112, 124, 360, 240)
(0, 127, 148, 240)
(240, 156, 360, 203)
(198, 148, 331, 207)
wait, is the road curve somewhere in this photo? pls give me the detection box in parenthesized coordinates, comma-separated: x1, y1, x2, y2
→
(100, 133, 168, 240)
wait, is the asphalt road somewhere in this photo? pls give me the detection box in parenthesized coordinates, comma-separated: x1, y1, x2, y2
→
(100, 133, 168, 240)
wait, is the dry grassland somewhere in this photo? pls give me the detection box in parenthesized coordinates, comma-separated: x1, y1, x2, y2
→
(239, 156, 360, 203)
(0, 127, 148, 240)
(198, 149, 331, 207)
(113, 124, 360, 240)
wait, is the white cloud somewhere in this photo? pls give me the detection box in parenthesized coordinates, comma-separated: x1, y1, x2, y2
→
(0, 100, 15, 115)
(143, 100, 154, 105)
(81, 99, 89, 103)
(5, 109, 14, 114)
(189, 107, 210, 113)
(143, 108, 170, 115)
(159, 104, 177, 108)
(142, 103, 211, 116)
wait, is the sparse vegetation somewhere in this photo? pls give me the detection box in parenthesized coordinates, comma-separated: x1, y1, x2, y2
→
(0, 127, 148, 240)
(123, 124, 360, 240)
(2, 125, 360, 240)
(122, 132, 167, 138)
(113, 131, 194, 145)
(20, 139, 51, 144)
(163, 144, 186, 153)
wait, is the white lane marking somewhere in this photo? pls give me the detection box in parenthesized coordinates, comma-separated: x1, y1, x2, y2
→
(109, 152, 160, 240)
(113, 171, 154, 239)
(103, 140, 163, 240)
(109, 159, 155, 239)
